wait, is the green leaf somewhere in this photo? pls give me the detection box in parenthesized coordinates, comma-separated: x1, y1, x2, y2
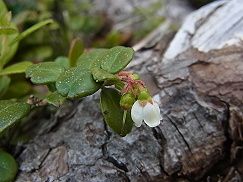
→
(26, 62, 66, 84)
(56, 67, 101, 98)
(10, 19, 54, 45)
(100, 87, 133, 137)
(0, 61, 32, 76)
(0, 3, 18, 69)
(0, 150, 18, 182)
(101, 46, 134, 74)
(0, 27, 17, 35)
(54, 56, 69, 69)
(91, 67, 118, 82)
(0, 0, 7, 16)
(0, 76, 10, 98)
(68, 38, 84, 67)
(0, 100, 30, 133)
(77, 48, 108, 70)
(45, 91, 66, 107)
(0, 24, 18, 69)
(0, 12, 11, 27)
(77, 47, 133, 74)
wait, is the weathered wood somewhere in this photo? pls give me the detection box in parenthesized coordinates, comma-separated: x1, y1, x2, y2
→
(15, 0, 243, 181)
(150, 0, 243, 179)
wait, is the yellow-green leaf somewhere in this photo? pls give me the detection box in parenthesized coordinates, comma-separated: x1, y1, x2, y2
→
(10, 19, 54, 45)
(0, 61, 32, 76)
(0, 0, 7, 16)
(68, 38, 84, 67)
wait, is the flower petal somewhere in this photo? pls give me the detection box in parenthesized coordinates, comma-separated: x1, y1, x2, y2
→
(131, 100, 143, 127)
(153, 101, 162, 120)
(143, 102, 161, 127)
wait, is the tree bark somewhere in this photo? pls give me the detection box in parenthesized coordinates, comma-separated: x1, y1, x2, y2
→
(16, 0, 243, 181)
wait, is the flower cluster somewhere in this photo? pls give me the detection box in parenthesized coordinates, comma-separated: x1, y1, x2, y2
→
(117, 71, 162, 127)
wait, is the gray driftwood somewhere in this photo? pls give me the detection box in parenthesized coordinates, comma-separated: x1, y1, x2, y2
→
(16, 0, 243, 181)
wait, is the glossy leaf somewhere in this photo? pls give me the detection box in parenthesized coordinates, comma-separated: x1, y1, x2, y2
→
(0, 61, 32, 76)
(26, 62, 66, 84)
(68, 38, 84, 67)
(91, 67, 117, 82)
(45, 91, 66, 107)
(56, 67, 101, 98)
(77, 48, 108, 69)
(100, 87, 133, 137)
(0, 150, 18, 182)
(0, 100, 30, 133)
(0, 76, 10, 97)
(101, 46, 134, 74)
(10, 19, 54, 45)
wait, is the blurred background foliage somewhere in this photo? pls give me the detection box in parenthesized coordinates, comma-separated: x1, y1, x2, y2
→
(4, 0, 177, 62)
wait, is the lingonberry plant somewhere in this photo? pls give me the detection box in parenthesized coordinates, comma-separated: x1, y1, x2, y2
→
(0, 1, 162, 181)
(25, 44, 162, 136)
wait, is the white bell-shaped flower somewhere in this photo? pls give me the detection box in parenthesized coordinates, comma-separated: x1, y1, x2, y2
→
(131, 100, 162, 127)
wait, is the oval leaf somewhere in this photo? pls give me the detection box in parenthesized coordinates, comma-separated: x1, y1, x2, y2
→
(56, 67, 101, 98)
(0, 61, 32, 76)
(101, 46, 134, 74)
(100, 87, 133, 137)
(77, 48, 108, 69)
(0, 150, 18, 182)
(0, 100, 30, 133)
(26, 62, 65, 84)
(68, 38, 84, 67)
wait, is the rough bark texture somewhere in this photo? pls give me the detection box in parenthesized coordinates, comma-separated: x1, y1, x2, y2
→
(16, 0, 243, 181)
